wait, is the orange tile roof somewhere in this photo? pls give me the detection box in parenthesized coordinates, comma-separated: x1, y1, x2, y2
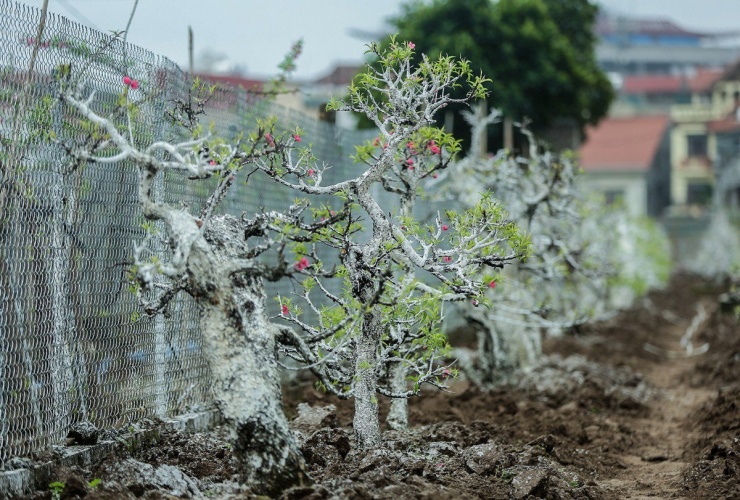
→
(312, 65, 363, 86)
(579, 115, 669, 172)
(622, 69, 724, 95)
(622, 74, 682, 94)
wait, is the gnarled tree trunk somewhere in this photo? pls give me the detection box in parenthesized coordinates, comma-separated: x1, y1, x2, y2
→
(350, 259, 384, 449)
(352, 305, 383, 449)
(168, 214, 309, 495)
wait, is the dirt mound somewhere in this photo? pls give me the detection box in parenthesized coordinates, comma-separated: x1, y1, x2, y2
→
(287, 419, 603, 499)
(679, 302, 740, 500)
(15, 273, 738, 499)
(688, 307, 740, 387)
(135, 428, 236, 483)
(681, 386, 740, 499)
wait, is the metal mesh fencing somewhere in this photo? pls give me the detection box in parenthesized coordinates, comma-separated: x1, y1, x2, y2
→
(0, 0, 376, 463)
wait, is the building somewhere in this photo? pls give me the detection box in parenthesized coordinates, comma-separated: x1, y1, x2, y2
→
(287, 64, 363, 129)
(593, 11, 740, 215)
(596, 12, 740, 77)
(578, 115, 671, 217)
(669, 62, 740, 210)
(712, 114, 740, 209)
(199, 65, 363, 129)
(611, 69, 724, 116)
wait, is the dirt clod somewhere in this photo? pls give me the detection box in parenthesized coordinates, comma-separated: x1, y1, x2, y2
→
(66, 421, 99, 446)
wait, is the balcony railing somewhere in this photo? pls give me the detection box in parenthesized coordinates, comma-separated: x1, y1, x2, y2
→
(670, 104, 728, 122)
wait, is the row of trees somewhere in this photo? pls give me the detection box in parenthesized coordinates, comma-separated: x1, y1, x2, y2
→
(50, 31, 662, 500)
(417, 107, 672, 386)
(57, 40, 529, 495)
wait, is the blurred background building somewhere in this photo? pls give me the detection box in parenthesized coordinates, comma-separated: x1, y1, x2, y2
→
(579, 10, 740, 217)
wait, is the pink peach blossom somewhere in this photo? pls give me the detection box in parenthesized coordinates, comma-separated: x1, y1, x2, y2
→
(294, 256, 310, 271)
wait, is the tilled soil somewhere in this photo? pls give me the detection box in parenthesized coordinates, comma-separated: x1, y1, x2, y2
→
(16, 273, 739, 499)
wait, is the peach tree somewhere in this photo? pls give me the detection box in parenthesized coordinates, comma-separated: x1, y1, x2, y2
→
(53, 45, 315, 494)
(260, 39, 529, 447)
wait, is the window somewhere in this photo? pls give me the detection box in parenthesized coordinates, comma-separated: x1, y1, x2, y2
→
(604, 189, 625, 205)
(687, 134, 708, 157)
(687, 182, 712, 205)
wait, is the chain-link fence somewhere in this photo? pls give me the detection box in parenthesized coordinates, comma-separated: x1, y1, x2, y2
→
(0, 0, 378, 463)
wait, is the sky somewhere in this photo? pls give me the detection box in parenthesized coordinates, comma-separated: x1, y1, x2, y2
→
(17, 0, 740, 81)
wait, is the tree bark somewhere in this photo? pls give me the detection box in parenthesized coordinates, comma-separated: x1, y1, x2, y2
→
(352, 304, 383, 448)
(387, 361, 408, 431)
(197, 300, 307, 495)
(504, 115, 514, 151)
(187, 215, 309, 495)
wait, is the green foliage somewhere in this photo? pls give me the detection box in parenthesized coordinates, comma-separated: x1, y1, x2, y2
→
(447, 192, 531, 259)
(267, 39, 304, 95)
(345, 37, 490, 134)
(26, 96, 56, 143)
(140, 221, 158, 235)
(363, 0, 613, 148)
(49, 481, 65, 500)
(489, 0, 612, 127)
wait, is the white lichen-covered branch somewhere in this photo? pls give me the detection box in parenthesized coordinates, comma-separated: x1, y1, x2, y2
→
(264, 40, 528, 448)
(57, 76, 311, 495)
